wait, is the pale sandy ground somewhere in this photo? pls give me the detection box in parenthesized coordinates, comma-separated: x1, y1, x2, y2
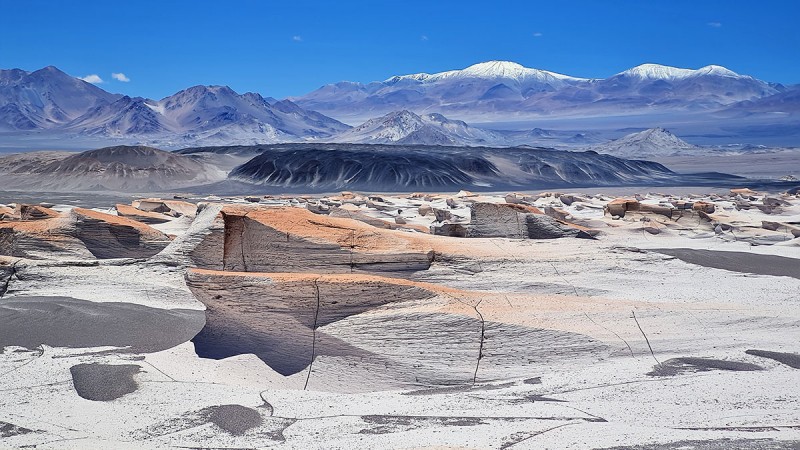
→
(0, 187, 798, 449)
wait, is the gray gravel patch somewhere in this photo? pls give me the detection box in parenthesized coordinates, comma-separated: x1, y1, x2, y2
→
(647, 357, 764, 377)
(0, 296, 205, 353)
(746, 349, 800, 369)
(651, 249, 800, 279)
(204, 404, 263, 435)
(70, 363, 141, 401)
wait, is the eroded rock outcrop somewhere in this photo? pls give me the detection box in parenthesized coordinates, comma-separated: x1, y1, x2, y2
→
(434, 202, 595, 239)
(186, 269, 438, 376)
(186, 269, 609, 389)
(132, 199, 198, 217)
(116, 203, 173, 224)
(218, 206, 434, 273)
(0, 208, 171, 259)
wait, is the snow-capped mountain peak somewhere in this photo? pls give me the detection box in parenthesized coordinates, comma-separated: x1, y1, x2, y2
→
(694, 65, 742, 78)
(620, 64, 697, 80)
(619, 63, 743, 80)
(385, 61, 588, 85)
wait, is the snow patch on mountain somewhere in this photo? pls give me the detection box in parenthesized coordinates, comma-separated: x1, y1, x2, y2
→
(618, 63, 745, 80)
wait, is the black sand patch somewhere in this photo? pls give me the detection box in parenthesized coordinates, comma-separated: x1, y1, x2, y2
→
(648, 357, 764, 377)
(204, 404, 263, 435)
(598, 438, 800, 449)
(70, 363, 140, 401)
(746, 349, 800, 369)
(651, 249, 800, 279)
(0, 421, 35, 438)
(0, 296, 205, 353)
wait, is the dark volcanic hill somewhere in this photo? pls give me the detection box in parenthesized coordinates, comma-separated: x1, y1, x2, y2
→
(218, 143, 678, 192)
(0, 145, 225, 191)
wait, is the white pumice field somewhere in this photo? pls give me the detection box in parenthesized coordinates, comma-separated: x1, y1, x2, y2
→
(1, 187, 798, 449)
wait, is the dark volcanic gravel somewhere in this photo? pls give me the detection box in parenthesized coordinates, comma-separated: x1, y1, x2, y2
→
(70, 363, 141, 401)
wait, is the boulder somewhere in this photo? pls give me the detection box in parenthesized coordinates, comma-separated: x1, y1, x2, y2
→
(431, 223, 469, 237)
(306, 203, 331, 215)
(418, 205, 433, 217)
(432, 208, 452, 223)
(692, 202, 715, 214)
(559, 195, 575, 206)
(605, 198, 640, 218)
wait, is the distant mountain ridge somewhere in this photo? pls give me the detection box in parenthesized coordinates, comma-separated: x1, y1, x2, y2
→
(294, 60, 786, 121)
(1, 62, 798, 150)
(0, 66, 350, 147)
(329, 110, 503, 145)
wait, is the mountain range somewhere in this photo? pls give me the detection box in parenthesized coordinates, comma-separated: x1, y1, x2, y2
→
(0, 66, 350, 148)
(1, 61, 798, 151)
(293, 61, 790, 121)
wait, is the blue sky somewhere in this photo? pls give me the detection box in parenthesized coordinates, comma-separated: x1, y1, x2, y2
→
(1, 0, 798, 99)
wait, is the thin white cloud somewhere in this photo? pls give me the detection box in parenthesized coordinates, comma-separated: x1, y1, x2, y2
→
(533, 32, 543, 37)
(79, 74, 103, 84)
(420, 35, 429, 41)
(707, 22, 722, 28)
(292, 35, 303, 42)
(111, 72, 130, 82)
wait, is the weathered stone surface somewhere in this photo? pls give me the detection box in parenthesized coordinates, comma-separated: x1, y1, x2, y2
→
(0, 208, 171, 260)
(186, 269, 609, 389)
(186, 269, 438, 376)
(15, 204, 60, 221)
(115, 203, 173, 224)
(432, 223, 469, 237)
(433, 208, 452, 222)
(605, 198, 640, 218)
(469, 203, 586, 239)
(132, 199, 198, 217)
(218, 206, 434, 273)
(693, 201, 716, 213)
(639, 203, 675, 218)
(152, 202, 225, 269)
(431, 203, 594, 240)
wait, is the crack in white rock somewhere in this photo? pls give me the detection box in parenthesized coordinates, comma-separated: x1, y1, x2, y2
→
(304, 277, 321, 390)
